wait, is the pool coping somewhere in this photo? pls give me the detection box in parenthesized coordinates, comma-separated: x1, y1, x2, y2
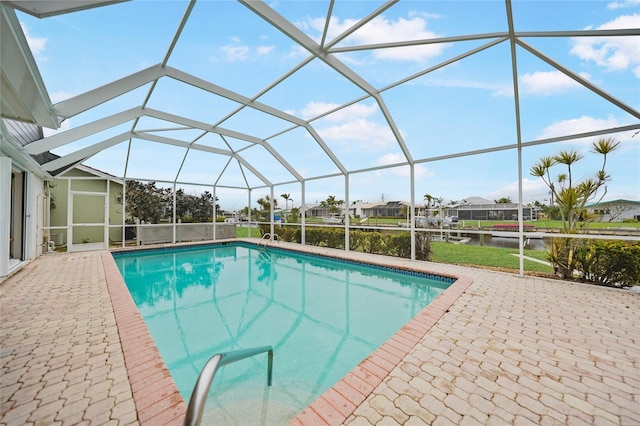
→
(104, 239, 473, 425)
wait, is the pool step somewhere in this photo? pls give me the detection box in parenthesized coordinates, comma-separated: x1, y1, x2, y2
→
(201, 383, 315, 425)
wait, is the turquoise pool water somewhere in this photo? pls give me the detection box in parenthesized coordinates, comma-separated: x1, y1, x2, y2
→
(113, 243, 452, 422)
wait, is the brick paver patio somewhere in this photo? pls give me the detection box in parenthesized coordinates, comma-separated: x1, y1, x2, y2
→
(1, 243, 638, 425)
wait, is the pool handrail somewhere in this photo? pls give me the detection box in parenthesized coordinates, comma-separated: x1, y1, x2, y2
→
(257, 233, 279, 248)
(183, 345, 274, 426)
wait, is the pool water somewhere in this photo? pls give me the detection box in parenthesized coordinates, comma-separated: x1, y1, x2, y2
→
(113, 243, 451, 423)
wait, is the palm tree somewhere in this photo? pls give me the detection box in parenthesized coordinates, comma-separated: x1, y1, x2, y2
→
(256, 195, 277, 220)
(531, 156, 557, 206)
(281, 193, 291, 212)
(592, 137, 620, 171)
(553, 150, 583, 188)
(321, 195, 343, 214)
(530, 138, 619, 278)
(494, 197, 512, 204)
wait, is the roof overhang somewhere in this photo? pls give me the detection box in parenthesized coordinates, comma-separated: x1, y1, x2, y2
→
(0, 120, 51, 179)
(3, 1, 128, 18)
(0, 5, 58, 129)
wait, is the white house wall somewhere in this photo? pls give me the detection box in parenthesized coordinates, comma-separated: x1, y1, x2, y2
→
(0, 156, 11, 276)
(0, 157, 45, 278)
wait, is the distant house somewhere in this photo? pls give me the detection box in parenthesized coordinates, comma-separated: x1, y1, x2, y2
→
(443, 196, 536, 221)
(360, 201, 411, 218)
(585, 199, 640, 222)
(302, 201, 411, 219)
(303, 204, 332, 218)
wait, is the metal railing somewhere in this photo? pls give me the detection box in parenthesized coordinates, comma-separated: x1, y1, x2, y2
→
(257, 233, 279, 248)
(183, 345, 274, 426)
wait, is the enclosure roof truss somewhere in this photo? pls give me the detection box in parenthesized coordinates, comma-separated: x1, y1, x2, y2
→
(3, 0, 639, 192)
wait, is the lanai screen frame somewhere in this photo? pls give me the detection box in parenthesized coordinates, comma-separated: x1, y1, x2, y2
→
(5, 1, 640, 276)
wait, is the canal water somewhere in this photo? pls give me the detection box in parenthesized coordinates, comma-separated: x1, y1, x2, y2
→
(450, 233, 548, 251)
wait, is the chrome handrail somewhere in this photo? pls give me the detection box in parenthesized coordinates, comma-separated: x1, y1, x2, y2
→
(257, 233, 279, 248)
(183, 345, 274, 426)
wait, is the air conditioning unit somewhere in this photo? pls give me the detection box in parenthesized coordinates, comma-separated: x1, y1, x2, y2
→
(50, 233, 64, 246)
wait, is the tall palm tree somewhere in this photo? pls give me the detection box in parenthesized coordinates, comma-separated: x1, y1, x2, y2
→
(281, 193, 291, 212)
(592, 137, 620, 175)
(530, 138, 619, 278)
(257, 195, 277, 220)
(553, 150, 583, 188)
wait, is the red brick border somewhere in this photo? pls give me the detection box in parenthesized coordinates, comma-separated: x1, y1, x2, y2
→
(101, 252, 187, 425)
(290, 275, 474, 425)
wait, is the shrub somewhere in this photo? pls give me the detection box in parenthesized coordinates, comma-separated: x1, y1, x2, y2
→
(349, 230, 365, 251)
(257, 226, 432, 260)
(414, 232, 431, 261)
(574, 240, 640, 287)
(362, 232, 386, 254)
(546, 238, 576, 278)
(387, 233, 412, 258)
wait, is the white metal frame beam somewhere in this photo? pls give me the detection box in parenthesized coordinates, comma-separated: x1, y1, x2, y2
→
(53, 65, 165, 118)
(40, 132, 131, 171)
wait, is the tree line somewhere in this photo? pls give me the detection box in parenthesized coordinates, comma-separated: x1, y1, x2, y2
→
(118, 181, 220, 224)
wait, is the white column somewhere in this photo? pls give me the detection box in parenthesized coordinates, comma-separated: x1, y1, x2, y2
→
(301, 181, 306, 245)
(121, 179, 126, 247)
(212, 185, 217, 240)
(410, 164, 416, 260)
(344, 174, 349, 251)
(0, 157, 11, 276)
(248, 189, 252, 237)
(172, 183, 177, 244)
(269, 186, 274, 236)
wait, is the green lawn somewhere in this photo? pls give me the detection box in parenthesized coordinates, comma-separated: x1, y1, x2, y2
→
(430, 242, 553, 274)
(462, 219, 640, 230)
(234, 224, 554, 274)
(235, 226, 262, 238)
(309, 217, 640, 231)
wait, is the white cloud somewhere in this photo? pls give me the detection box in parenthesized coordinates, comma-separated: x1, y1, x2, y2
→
(20, 22, 47, 56)
(373, 153, 434, 178)
(416, 77, 514, 97)
(221, 44, 250, 62)
(413, 164, 432, 179)
(216, 37, 275, 62)
(374, 152, 406, 166)
(300, 102, 340, 119)
(489, 178, 550, 204)
(571, 14, 640, 77)
(287, 44, 309, 59)
(304, 101, 396, 151)
(301, 101, 377, 121)
(256, 45, 274, 55)
(300, 14, 445, 62)
(607, 0, 640, 9)
(318, 118, 396, 151)
(409, 10, 444, 21)
(519, 70, 588, 96)
(537, 115, 621, 142)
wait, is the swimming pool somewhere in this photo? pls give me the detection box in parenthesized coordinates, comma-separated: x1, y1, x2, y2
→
(113, 242, 453, 423)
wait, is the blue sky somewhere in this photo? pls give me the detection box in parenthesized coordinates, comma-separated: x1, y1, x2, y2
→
(18, 0, 640, 211)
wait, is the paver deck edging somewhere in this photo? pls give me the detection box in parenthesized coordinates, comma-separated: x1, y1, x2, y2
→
(101, 252, 187, 425)
(290, 274, 474, 425)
